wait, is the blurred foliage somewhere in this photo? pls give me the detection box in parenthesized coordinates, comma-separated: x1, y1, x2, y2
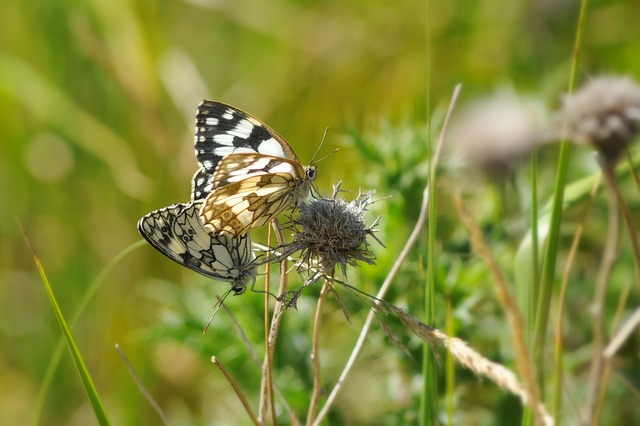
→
(2, 0, 640, 425)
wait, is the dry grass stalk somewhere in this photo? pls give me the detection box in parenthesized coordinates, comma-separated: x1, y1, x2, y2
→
(312, 83, 461, 425)
(258, 220, 289, 425)
(390, 306, 552, 426)
(212, 356, 260, 426)
(454, 192, 548, 426)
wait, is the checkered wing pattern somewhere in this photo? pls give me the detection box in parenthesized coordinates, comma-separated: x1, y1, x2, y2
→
(192, 101, 317, 235)
(191, 100, 300, 201)
(137, 201, 256, 294)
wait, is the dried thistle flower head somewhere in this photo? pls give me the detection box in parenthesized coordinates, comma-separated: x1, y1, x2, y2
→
(286, 183, 384, 276)
(560, 75, 640, 161)
(452, 91, 545, 177)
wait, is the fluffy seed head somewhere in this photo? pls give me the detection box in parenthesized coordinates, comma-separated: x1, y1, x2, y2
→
(560, 76, 640, 161)
(452, 91, 545, 176)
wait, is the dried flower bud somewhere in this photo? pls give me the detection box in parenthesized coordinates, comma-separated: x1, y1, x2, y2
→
(560, 76, 640, 161)
(285, 183, 384, 276)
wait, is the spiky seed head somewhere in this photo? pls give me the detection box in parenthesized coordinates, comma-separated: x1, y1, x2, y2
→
(287, 183, 383, 276)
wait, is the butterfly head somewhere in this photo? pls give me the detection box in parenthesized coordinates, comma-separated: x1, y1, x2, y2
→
(230, 282, 248, 295)
(230, 260, 258, 295)
(305, 165, 318, 182)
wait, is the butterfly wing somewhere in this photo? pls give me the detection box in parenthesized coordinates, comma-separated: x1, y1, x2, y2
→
(209, 152, 306, 186)
(137, 201, 256, 293)
(199, 174, 304, 235)
(199, 153, 311, 235)
(192, 100, 300, 200)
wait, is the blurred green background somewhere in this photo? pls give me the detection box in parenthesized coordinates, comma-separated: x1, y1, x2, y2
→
(2, 0, 640, 424)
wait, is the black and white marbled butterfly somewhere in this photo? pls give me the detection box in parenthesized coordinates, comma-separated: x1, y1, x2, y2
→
(137, 201, 256, 294)
(191, 101, 317, 235)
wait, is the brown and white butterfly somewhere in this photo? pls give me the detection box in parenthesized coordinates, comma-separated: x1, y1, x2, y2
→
(192, 101, 318, 235)
(137, 201, 256, 295)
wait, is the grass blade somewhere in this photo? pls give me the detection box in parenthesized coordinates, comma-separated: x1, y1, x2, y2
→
(20, 225, 111, 426)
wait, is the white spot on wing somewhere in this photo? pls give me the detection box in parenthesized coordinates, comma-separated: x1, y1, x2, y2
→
(249, 157, 273, 169)
(234, 147, 257, 154)
(213, 146, 257, 156)
(258, 138, 286, 157)
(254, 184, 288, 196)
(205, 117, 219, 126)
(213, 147, 234, 156)
(270, 162, 298, 175)
(226, 170, 267, 182)
(228, 119, 254, 138)
(213, 134, 235, 145)
(223, 110, 234, 120)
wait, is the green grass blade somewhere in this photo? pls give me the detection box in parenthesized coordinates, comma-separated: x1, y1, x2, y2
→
(528, 149, 539, 339)
(534, 142, 572, 375)
(421, 181, 438, 425)
(32, 240, 146, 426)
(532, 0, 589, 411)
(21, 228, 111, 426)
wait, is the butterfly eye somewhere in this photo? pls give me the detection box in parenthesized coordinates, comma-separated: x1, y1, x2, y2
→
(231, 284, 247, 295)
(306, 167, 318, 181)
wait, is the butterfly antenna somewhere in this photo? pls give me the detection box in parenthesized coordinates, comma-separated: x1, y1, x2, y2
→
(312, 147, 340, 167)
(309, 127, 329, 164)
(203, 289, 233, 334)
(309, 128, 340, 166)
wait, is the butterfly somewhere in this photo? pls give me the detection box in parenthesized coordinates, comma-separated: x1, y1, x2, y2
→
(192, 100, 318, 235)
(137, 201, 256, 294)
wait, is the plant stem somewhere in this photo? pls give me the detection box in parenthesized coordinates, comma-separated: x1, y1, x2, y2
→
(259, 219, 289, 425)
(212, 357, 260, 426)
(582, 159, 620, 425)
(307, 275, 333, 425)
(552, 175, 600, 424)
(312, 84, 461, 426)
